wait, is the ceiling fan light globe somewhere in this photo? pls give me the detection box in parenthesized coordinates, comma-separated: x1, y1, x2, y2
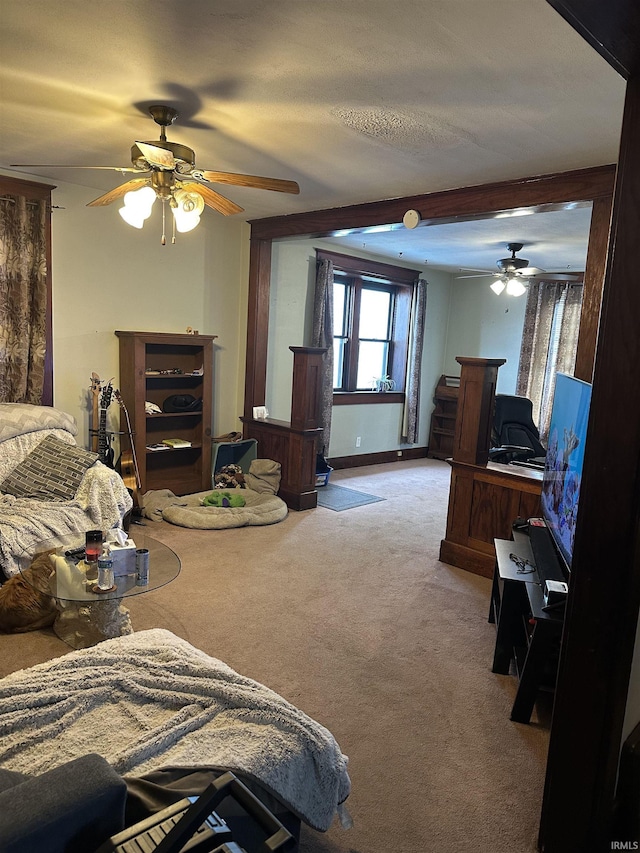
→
(123, 186, 156, 218)
(119, 205, 146, 229)
(490, 280, 506, 295)
(174, 189, 205, 216)
(172, 206, 201, 233)
(506, 277, 526, 296)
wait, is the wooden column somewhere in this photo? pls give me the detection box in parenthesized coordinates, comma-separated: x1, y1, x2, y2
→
(439, 355, 543, 578)
(290, 346, 327, 430)
(539, 70, 640, 853)
(574, 194, 613, 382)
(242, 346, 326, 511)
(243, 237, 271, 419)
(453, 357, 506, 465)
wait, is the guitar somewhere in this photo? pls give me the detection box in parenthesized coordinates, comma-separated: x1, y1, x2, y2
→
(98, 380, 115, 468)
(90, 373, 101, 454)
(114, 389, 142, 509)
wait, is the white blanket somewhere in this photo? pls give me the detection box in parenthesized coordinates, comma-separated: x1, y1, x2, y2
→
(0, 460, 133, 577)
(0, 629, 351, 832)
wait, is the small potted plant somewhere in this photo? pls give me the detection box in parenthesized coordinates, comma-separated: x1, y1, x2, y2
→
(372, 375, 396, 393)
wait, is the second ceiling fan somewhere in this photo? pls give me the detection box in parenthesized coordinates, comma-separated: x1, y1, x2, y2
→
(457, 242, 582, 295)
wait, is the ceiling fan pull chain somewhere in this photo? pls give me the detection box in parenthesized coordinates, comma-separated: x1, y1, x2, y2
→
(161, 198, 166, 245)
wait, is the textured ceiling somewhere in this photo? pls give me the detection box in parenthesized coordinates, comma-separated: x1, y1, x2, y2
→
(0, 0, 626, 270)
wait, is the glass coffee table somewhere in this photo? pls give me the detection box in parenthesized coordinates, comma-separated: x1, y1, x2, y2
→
(18, 531, 181, 649)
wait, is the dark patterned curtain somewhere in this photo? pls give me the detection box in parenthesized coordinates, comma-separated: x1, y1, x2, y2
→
(402, 279, 427, 444)
(0, 194, 48, 403)
(312, 258, 334, 453)
(516, 280, 583, 439)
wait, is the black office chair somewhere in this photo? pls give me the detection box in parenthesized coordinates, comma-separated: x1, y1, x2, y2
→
(489, 394, 546, 466)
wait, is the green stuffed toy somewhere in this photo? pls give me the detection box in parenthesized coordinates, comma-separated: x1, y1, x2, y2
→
(202, 490, 246, 508)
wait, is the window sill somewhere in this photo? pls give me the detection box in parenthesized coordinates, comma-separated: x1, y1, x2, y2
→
(333, 391, 405, 406)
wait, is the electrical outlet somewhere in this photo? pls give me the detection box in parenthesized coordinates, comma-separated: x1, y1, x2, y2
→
(356, 436, 361, 448)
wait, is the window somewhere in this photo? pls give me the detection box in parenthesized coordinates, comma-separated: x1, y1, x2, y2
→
(317, 250, 417, 399)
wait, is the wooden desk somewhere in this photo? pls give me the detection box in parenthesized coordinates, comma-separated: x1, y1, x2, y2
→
(490, 535, 564, 724)
(440, 460, 542, 578)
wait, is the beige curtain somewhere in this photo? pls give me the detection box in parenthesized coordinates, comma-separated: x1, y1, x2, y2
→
(401, 279, 427, 444)
(516, 280, 583, 439)
(0, 195, 48, 403)
(312, 257, 334, 453)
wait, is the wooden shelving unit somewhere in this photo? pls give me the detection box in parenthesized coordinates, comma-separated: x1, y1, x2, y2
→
(116, 331, 216, 496)
(427, 374, 460, 460)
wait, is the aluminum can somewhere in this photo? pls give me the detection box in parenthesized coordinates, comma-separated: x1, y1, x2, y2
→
(136, 548, 149, 585)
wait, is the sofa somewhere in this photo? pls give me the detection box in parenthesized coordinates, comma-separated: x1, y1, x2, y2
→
(0, 754, 300, 853)
(0, 753, 127, 853)
(0, 629, 352, 851)
(0, 403, 132, 579)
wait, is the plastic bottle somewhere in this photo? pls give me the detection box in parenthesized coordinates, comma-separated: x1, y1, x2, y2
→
(97, 547, 115, 590)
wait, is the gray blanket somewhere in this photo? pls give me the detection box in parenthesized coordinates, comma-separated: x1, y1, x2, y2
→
(0, 629, 351, 831)
(0, 403, 77, 443)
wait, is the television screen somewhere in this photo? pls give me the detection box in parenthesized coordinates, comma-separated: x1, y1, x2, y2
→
(540, 373, 592, 571)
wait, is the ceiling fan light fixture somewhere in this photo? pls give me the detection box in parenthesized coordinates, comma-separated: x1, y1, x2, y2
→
(119, 206, 146, 229)
(174, 189, 205, 215)
(171, 189, 205, 232)
(506, 277, 526, 297)
(119, 186, 156, 228)
(172, 207, 201, 233)
(490, 279, 506, 295)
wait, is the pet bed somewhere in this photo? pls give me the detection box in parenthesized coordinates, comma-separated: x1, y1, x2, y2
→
(144, 488, 288, 529)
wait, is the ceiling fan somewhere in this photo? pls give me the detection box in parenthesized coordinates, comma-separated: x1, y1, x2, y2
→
(456, 242, 583, 295)
(11, 104, 300, 242)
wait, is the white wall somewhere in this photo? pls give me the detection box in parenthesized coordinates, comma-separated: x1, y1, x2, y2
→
(2, 170, 249, 448)
(266, 240, 528, 458)
(443, 276, 527, 394)
(267, 237, 453, 457)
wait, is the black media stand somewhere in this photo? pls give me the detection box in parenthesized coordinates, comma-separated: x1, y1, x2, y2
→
(489, 529, 565, 724)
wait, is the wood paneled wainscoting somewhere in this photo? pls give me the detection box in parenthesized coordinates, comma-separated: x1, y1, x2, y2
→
(241, 346, 325, 511)
(439, 460, 542, 578)
(240, 416, 321, 511)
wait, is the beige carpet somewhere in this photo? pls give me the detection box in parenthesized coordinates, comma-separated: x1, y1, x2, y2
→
(0, 459, 548, 853)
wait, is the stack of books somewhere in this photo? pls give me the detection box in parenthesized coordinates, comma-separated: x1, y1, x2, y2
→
(161, 438, 192, 449)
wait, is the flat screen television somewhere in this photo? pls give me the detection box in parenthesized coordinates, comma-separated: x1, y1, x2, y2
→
(540, 373, 592, 573)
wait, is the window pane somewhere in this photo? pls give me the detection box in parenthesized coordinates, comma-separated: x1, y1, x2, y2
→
(333, 283, 346, 336)
(333, 338, 346, 388)
(359, 289, 391, 339)
(356, 341, 388, 389)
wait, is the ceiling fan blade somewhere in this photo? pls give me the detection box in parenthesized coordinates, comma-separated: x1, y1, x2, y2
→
(11, 164, 146, 172)
(135, 141, 176, 170)
(455, 273, 497, 279)
(458, 267, 496, 274)
(527, 272, 584, 281)
(86, 178, 151, 207)
(199, 170, 300, 194)
(180, 181, 244, 216)
(519, 266, 546, 276)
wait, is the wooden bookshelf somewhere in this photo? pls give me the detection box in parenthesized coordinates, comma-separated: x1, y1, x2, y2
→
(116, 331, 216, 496)
(427, 374, 460, 460)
